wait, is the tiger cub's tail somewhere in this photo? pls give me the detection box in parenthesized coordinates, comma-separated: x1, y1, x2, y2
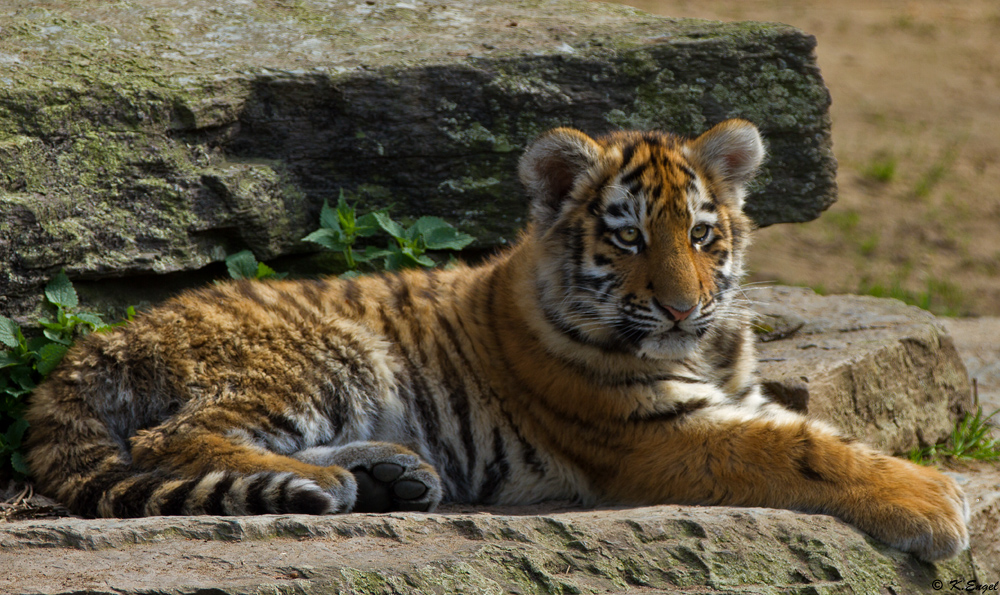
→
(24, 374, 349, 518)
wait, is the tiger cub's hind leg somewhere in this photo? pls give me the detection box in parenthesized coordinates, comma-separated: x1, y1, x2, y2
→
(294, 442, 443, 513)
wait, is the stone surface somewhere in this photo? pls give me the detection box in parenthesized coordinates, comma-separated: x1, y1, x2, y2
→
(754, 286, 973, 454)
(0, 0, 836, 320)
(952, 462, 1000, 578)
(941, 317, 1000, 414)
(0, 503, 979, 595)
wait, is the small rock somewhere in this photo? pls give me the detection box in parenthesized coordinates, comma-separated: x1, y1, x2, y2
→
(756, 286, 972, 453)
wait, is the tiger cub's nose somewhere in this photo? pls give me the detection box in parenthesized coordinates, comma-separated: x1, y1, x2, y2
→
(665, 304, 695, 322)
(654, 298, 697, 322)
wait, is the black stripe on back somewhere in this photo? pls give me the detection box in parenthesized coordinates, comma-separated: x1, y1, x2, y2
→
(392, 275, 415, 311)
(233, 280, 269, 308)
(343, 278, 364, 314)
(295, 279, 330, 314)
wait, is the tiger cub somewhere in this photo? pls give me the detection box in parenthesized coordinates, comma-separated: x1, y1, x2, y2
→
(25, 119, 968, 561)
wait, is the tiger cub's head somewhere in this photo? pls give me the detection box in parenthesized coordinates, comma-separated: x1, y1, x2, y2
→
(518, 119, 764, 361)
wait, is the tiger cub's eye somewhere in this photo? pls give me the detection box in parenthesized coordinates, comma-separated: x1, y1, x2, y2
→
(615, 226, 641, 246)
(690, 224, 711, 243)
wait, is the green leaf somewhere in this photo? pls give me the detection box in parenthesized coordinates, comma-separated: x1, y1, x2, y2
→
(36, 342, 69, 377)
(356, 246, 393, 263)
(391, 247, 433, 269)
(0, 316, 21, 349)
(302, 228, 348, 251)
(45, 270, 79, 309)
(319, 198, 341, 231)
(384, 250, 405, 271)
(255, 262, 286, 280)
(412, 217, 475, 250)
(10, 451, 28, 475)
(354, 211, 385, 238)
(74, 311, 109, 330)
(26, 336, 50, 354)
(43, 328, 72, 345)
(225, 250, 260, 280)
(0, 352, 23, 369)
(336, 193, 356, 232)
(5, 417, 28, 448)
(10, 366, 36, 391)
(373, 211, 406, 240)
(338, 270, 362, 279)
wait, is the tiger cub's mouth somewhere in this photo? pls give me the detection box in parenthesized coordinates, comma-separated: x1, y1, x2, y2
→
(618, 300, 713, 359)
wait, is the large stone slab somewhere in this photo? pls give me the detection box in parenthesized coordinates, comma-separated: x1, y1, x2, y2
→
(0, 504, 977, 595)
(0, 0, 835, 320)
(755, 286, 973, 454)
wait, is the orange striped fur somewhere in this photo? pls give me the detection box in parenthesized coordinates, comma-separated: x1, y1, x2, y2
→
(25, 120, 967, 561)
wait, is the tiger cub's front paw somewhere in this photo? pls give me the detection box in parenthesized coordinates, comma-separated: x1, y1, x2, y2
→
(294, 441, 443, 513)
(850, 457, 969, 562)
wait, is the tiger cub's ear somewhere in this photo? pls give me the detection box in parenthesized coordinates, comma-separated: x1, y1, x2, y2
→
(685, 119, 765, 207)
(519, 128, 603, 227)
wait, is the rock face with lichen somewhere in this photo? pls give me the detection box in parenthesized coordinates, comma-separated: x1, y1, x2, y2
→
(0, 0, 835, 320)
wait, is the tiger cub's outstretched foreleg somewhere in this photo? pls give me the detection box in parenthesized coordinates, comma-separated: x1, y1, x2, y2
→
(607, 403, 969, 562)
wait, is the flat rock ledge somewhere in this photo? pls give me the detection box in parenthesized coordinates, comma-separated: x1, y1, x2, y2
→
(3, 289, 992, 594)
(0, 505, 981, 595)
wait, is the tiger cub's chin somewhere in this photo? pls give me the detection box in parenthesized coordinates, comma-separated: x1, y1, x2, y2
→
(634, 332, 701, 361)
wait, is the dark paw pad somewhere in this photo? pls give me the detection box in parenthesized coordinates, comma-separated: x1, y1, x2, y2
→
(372, 463, 404, 483)
(350, 464, 435, 513)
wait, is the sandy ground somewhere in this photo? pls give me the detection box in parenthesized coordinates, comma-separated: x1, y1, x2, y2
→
(606, 0, 1000, 317)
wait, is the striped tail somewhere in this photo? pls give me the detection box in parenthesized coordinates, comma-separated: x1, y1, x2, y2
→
(70, 464, 343, 518)
(25, 381, 350, 518)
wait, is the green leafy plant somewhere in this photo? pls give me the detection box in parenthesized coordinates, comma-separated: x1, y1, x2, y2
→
(302, 191, 388, 272)
(371, 211, 475, 270)
(225, 250, 287, 280)
(303, 192, 474, 274)
(0, 271, 127, 478)
(909, 406, 1000, 464)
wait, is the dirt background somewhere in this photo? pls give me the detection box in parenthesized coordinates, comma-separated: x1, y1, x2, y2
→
(606, 0, 1000, 316)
